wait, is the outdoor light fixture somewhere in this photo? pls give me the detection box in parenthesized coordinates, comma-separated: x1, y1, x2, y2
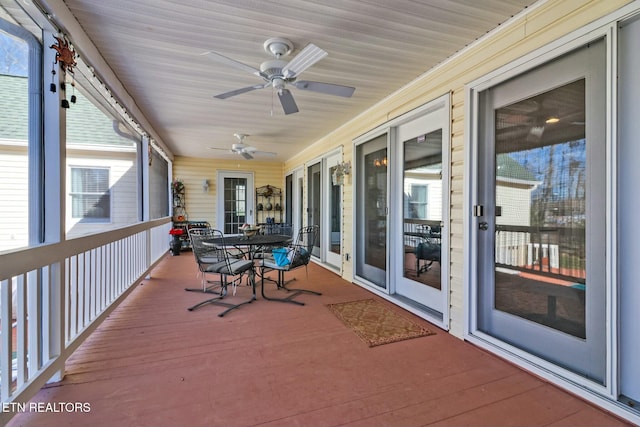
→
(202, 178, 209, 192)
(332, 160, 352, 186)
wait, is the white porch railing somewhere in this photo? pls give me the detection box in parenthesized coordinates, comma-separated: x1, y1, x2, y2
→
(495, 227, 586, 281)
(0, 218, 171, 423)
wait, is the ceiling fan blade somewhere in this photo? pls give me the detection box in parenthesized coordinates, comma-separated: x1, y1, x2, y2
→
(526, 125, 545, 143)
(244, 146, 277, 156)
(214, 84, 267, 99)
(201, 50, 265, 78)
(278, 89, 299, 114)
(208, 147, 234, 153)
(252, 150, 277, 156)
(281, 43, 327, 78)
(293, 80, 355, 98)
(240, 151, 254, 160)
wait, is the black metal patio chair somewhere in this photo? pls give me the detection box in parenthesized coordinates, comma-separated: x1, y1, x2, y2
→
(187, 229, 256, 316)
(259, 225, 321, 305)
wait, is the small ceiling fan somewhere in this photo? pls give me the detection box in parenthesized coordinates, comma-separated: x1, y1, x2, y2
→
(209, 133, 277, 160)
(202, 37, 355, 115)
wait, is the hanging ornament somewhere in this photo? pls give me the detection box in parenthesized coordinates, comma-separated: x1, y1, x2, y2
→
(49, 35, 77, 103)
(50, 35, 77, 74)
(60, 82, 69, 108)
(50, 63, 56, 92)
(70, 77, 77, 103)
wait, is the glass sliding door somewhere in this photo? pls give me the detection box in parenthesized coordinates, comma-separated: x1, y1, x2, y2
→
(307, 162, 321, 257)
(475, 40, 606, 382)
(355, 134, 388, 288)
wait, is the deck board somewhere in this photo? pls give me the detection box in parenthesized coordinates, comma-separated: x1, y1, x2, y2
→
(6, 253, 630, 427)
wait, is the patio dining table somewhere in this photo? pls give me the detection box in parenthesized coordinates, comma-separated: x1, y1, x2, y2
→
(215, 233, 293, 259)
(204, 233, 294, 301)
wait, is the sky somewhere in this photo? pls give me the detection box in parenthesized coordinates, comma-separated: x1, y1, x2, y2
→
(0, 30, 28, 76)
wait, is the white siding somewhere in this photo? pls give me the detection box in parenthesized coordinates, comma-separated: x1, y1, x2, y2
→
(66, 148, 139, 238)
(173, 156, 283, 227)
(0, 143, 28, 252)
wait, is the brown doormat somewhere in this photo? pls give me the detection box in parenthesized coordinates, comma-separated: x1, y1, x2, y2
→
(326, 298, 435, 347)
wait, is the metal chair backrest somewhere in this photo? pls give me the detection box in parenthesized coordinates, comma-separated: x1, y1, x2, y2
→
(189, 228, 223, 266)
(288, 225, 317, 268)
(298, 225, 318, 252)
(262, 223, 294, 237)
(187, 226, 213, 240)
(207, 229, 255, 283)
(208, 229, 242, 273)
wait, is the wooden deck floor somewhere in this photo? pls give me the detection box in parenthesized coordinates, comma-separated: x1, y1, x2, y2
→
(6, 253, 631, 427)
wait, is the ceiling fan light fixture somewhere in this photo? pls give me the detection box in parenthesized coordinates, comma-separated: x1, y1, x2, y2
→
(260, 59, 287, 77)
(545, 115, 560, 124)
(272, 77, 286, 91)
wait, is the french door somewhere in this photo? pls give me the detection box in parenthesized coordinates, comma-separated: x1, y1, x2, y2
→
(355, 133, 388, 288)
(307, 162, 321, 257)
(216, 171, 254, 234)
(306, 153, 343, 268)
(394, 104, 449, 318)
(474, 39, 606, 382)
(285, 168, 304, 234)
(324, 151, 342, 268)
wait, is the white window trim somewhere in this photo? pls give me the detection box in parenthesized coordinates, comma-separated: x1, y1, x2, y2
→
(69, 166, 112, 222)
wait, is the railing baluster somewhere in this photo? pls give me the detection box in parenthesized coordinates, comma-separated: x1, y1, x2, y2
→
(0, 279, 12, 401)
(0, 222, 171, 407)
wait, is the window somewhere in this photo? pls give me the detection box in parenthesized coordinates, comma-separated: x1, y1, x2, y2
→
(149, 146, 169, 219)
(70, 167, 110, 221)
(0, 24, 32, 251)
(65, 81, 139, 237)
(235, 183, 246, 217)
(408, 184, 428, 218)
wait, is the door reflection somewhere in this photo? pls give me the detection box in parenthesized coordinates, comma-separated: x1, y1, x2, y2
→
(364, 147, 387, 270)
(402, 130, 443, 290)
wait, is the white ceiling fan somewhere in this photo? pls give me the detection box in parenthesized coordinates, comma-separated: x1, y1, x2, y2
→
(209, 133, 277, 160)
(202, 37, 355, 115)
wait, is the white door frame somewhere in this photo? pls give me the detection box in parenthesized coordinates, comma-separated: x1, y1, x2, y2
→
(392, 95, 450, 328)
(305, 149, 343, 269)
(286, 167, 304, 234)
(323, 149, 343, 269)
(351, 94, 451, 328)
(352, 131, 390, 289)
(216, 170, 254, 234)
(464, 20, 617, 405)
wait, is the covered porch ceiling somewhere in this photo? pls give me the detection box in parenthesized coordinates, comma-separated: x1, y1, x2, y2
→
(49, 0, 538, 161)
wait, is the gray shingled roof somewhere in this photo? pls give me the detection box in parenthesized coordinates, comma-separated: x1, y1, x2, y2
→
(0, 74, 28, 140)
(497, 153, 537, 182)
(0, 74, 137, 146)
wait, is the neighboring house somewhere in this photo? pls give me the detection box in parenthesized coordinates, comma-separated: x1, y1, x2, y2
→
(404, 167, 443, 222)
(0, 74, 138, 252)
(494, 153, 543, 271)
(1, 74, 138, 319)
(495, 153, 540, 227)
